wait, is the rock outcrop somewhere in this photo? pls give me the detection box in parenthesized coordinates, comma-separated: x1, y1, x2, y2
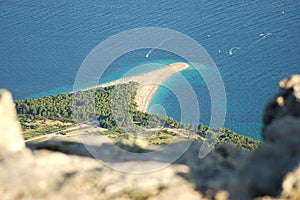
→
(234, 75, 300, 199)
(0, 149, 203, 200)
(263, 74, 300, 134)
(281, 164, 300, 200)
(0, 75, 300, 200)
(0, 89, 25, 157)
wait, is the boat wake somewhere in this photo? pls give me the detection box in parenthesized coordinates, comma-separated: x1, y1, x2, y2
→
(252, 32, 272, 46)
(145, 38, 170, 58)
(259, 32, 272, 39)
(145, 50, 153, 58)
(226, 32, 272, 57)
(229, 47, 240, 55)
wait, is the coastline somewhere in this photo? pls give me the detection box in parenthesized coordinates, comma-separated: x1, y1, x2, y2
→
(84, 62, 189, 112)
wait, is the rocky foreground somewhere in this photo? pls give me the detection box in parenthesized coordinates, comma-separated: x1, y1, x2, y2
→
(0, 75, 300, 200)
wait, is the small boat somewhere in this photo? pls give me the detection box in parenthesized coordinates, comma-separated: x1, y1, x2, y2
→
(229, 47, 240, 55)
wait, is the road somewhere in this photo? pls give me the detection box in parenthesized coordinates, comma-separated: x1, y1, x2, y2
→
(25, 124, 107, 143)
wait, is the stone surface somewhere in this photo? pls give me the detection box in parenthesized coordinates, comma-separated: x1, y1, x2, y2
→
(0, 89, 25, 157)
(263, 116, 300, 143)
(175, 142, 247, 198)
(236, 141, 300, 198)
(234, 74, 300, 199)
(281, 164, 300, 200)
(0, 149, 203, 200)
(263, 74, 300, 133)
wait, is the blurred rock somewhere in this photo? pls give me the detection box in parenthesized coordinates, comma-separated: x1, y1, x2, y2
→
(281, 164, 300, 200)
(0, 89, 25, 157)
(0, 149, 202, 200)
(1, 74, 300, 200)
(236, 74, 300, 199)
(263, 116, 300, 143)
(215, 190, 230, 200)
(236, 142, 300, 198)
(263, 74, 300, 136)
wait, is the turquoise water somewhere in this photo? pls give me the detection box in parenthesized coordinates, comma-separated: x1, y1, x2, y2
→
(1, 0, 300, 140)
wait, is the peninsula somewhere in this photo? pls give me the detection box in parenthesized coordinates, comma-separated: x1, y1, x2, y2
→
(88, 62, 189, 112)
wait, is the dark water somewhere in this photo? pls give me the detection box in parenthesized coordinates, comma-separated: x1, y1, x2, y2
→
(1, 0, 300, 139)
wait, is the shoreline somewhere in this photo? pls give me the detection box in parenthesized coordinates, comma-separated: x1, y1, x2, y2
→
(84, 62, 189, 112)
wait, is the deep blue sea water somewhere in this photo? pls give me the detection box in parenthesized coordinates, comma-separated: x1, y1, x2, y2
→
(1, 0, 300, 140)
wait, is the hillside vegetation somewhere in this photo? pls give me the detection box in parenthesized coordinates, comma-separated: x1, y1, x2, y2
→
(15, 82, 260, 150)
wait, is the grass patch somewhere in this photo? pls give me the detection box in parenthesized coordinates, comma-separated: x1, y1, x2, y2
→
(19, 116, 74, 140)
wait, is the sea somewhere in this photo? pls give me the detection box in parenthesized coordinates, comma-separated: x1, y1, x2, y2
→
(1, 0, 300, 140)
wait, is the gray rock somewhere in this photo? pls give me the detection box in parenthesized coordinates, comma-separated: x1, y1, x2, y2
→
(0, 89, 25, 157)
(263, 116, 300, 143)
(0, 149, 203, 200)
(236, 142, 300, 198)
(237, 74, 300, 198)
(281, 164, 300, 200)
(175, 142, 248, 199)
(263, 74, 300, 137)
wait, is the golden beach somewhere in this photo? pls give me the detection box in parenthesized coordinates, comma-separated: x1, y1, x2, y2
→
(90, 62, 189, 112)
